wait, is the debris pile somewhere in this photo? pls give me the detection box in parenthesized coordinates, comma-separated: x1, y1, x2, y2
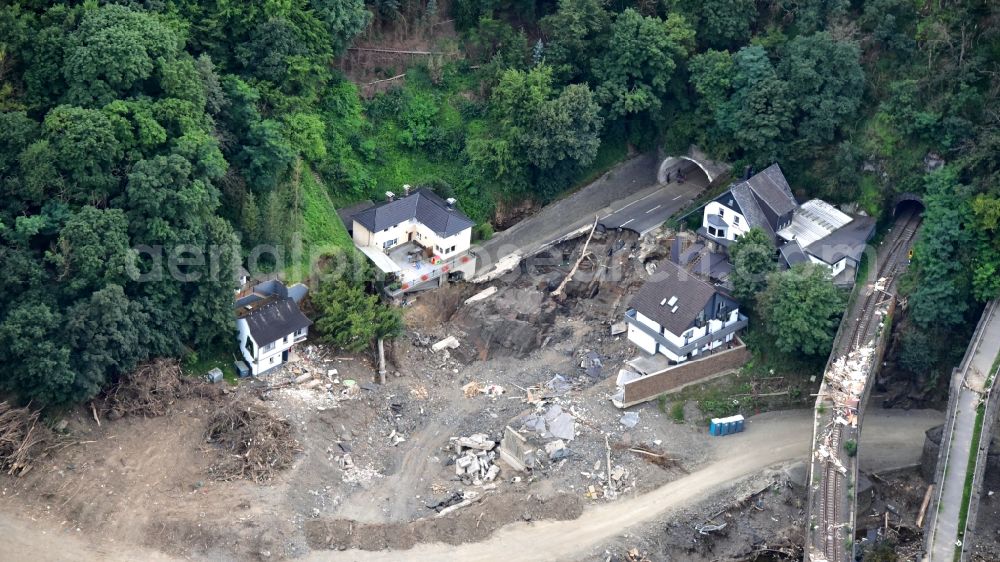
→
(337, 453, 384, 485)
(461, 381, 506, 398)
(824, 343, 875, 424)
(99, 358, 215, 419)
(580, 351, 603, 378)
(0, 402, 56, 476)
(579, 462, 632, 499)
(205, 396, 300, 483)
(451, 434, 501, 486)
(520, 404, 577, 441)
(523, 374, 575, 404)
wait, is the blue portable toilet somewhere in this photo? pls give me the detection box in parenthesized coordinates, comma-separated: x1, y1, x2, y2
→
(710, 415, 746, 436)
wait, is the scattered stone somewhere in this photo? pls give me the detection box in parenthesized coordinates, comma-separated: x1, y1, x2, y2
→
(620, 412, 640, 428)
(545, 439, 569, 460)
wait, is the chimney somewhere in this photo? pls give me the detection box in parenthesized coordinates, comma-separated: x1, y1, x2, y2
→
(445, 197, 456, 210)
(403, 184, 411, 197)
(385, 191, 395, 202)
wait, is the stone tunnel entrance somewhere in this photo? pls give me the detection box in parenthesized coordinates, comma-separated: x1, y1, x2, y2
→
(657, 156, 711, 186)
(893, 193, 925, 217)
(657, 146, 729, 186)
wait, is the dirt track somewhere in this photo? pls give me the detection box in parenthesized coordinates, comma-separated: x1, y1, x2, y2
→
(0, 408, 940, 561)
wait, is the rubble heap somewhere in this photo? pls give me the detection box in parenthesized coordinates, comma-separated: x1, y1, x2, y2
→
(825, 343, 875, 424)
(451, 434, 501, 486)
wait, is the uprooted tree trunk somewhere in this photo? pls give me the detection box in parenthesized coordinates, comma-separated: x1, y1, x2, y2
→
(552, 216, 599, 300)
(377, 337, 387, 384)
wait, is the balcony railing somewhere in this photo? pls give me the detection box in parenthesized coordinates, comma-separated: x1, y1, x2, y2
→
(624, 309, 748, 357)
(385, 251, 475, 297)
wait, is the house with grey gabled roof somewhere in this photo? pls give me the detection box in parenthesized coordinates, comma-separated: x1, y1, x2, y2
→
(698, 163, 797, 246)
(698, 164, 875, 287)
(624, 260, 748, 364)
(349, 186, 477, 297)
(234, 279, 312, 376)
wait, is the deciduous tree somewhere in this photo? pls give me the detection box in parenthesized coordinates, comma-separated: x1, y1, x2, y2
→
(592, 9, 694, 118)
(729, 227, 777, 304)
(759, 263, 845, 356)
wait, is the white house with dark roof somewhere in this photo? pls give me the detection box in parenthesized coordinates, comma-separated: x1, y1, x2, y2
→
(699, 164, 875, 286)
(624, 260, 747, 364)
(699, 164, 797, 247)
(234, 280, 312, 376)
(350, 187, 477, 296)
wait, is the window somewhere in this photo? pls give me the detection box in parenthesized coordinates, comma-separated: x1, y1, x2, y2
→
(270, 356, 277, 364)
(718, 208, 724, 218)
(244, 336, 254, 356)
(283, 335, 288, 343)
(733, 215, 740, 225)
(263, 341, 275, 353)
(383, 238, 397, 249)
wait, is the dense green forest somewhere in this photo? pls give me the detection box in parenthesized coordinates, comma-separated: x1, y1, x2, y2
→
(0, 0, 997, 406)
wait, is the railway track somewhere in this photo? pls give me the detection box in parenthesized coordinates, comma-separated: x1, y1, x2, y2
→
(821, 426, 845, 561)
(816, 209, 922, 561)
(842, 210, 922, 353)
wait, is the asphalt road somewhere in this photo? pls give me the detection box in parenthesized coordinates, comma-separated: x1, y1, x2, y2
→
(323, 408, 942, 561)
(597, 169, 708, 235)
(0, 408, 939, 561)
(472, 153, 708, 281)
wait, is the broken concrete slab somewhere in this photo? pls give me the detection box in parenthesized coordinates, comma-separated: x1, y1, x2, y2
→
(545, 439, 569, 460)
(455, 434, 496, 451)
(548, 412, 576, 441)
(610, 322, 627, 336)
(484, 464, 500, 482)
(432, 336, 461, 352)
(620, 412, 640, 428)
(544, 375, 571, 395)
(615, 369, 643, 386)
(464, 286, 498, 305)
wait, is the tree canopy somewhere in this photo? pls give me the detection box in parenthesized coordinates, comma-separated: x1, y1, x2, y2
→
(729, 228, 778, 304)
(0, 0, 997, 406)
(759, 263, 845, 356)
